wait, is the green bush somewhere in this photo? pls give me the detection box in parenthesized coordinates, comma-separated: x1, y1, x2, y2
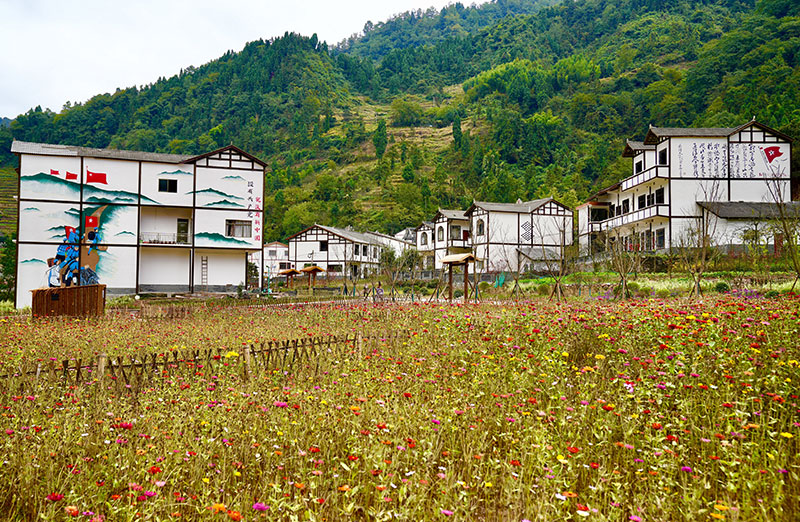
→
(0, 300, 15, 314)
(454, 290, 464, 298)
(627, 281, 641, 294)
(714, 281, 731, 293)
(478, 281, 492, 293)
(536, 284, 551, 296)
(765, 289, 780, 298)
(656, 288, 671, 299)
(107, 295, 136, 308)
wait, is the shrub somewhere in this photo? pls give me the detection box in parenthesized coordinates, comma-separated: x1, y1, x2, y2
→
(765, 289, 780, 298)
(656, 288, 671, 299)
(0, 300, 15, 314)
(107, 295, 136, 308)
(714, 281, 731, 293)
(536, 284, 551, 296)
(627, 282, 641, 294)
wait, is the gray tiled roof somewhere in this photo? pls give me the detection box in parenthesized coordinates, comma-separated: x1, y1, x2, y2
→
(698, 201, 800, 219)
(470, 198, 551, 213)
(317, 225, 382, 245)
(435, 209, 467, 220)
(11, 140, 193, 163)
(644, 126, 737, 144)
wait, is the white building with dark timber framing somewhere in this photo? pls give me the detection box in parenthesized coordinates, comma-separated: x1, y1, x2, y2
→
(287, 224, 383, 279)
(431, 209, 471, 270)
(414, 221, 435, 272)
(465, 198, 573, 274)
(12, 141, 266, 308)
(577, 120, 795, 255)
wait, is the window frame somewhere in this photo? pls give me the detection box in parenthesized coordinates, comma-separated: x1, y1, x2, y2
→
(158, 179, 178, 193)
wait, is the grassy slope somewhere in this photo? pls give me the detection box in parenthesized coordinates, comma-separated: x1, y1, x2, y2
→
(0, 167, 17, 237)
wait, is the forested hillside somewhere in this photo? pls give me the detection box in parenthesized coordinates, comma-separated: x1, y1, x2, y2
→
(1, 0, 799, 241)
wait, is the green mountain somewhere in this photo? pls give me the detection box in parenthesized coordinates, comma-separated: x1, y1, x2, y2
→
(0, 0, 798, 241)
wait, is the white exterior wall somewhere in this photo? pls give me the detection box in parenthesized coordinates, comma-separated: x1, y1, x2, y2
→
(194, 209, 259, 249)
(262, 244, 290, 277)
(140, 162, 194, 206)
(193, 249, 246, 290)
(139, 247, 190, 289)
(140, 207, 192, 244)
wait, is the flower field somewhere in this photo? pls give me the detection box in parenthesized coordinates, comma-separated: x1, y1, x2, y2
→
(0, 297, 798, 521)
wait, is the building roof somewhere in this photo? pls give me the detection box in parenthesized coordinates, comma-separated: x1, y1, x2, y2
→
(10, 140, 268, 167)
(466, 198, 551, 215)
(364, 230, 414, 247)
(11, 140, 193, 163)
(414, 221, 434, 232)
(434, 209, 467, 221)
(441, 253, 477, 264)
(698, 201, 800, 219)
(622, 139, 656, 157)
(643, 126, 737, 144)
(517, 246, 562, 261)
(264, 241, 288, 248)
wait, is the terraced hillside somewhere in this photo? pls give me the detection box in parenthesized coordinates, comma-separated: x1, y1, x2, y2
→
(0, 167, 17, 238)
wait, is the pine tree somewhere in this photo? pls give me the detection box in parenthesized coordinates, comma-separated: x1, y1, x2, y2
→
(373, 118, 388, 159)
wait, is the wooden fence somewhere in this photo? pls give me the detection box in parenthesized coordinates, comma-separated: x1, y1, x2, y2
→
(0, 331, 406, 388)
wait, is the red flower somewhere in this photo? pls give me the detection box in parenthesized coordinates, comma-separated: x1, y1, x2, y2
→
(347, 456, 359, 461)
(148, 466, 162, 475)
(509, 460, 521, 466)
(651, 423, 662, 430)
(309, 447, 320, 453)
(46, 493, 64, 502)
(403, 393, 412, 398)
(567, 446, 580, 454)
(589, 462, 599, 469)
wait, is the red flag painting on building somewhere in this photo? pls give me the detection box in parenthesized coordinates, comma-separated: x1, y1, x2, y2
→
(762, 146, 784, 164)
(64, 226, 76, 238)
(66, 171, 78, 180)
(85, 169, 108, 184)
(85, 215, 99, 228)
(50, 169, 59, 176)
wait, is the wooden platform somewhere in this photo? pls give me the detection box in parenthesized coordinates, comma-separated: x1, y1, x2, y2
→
(31, 285, 106, 317)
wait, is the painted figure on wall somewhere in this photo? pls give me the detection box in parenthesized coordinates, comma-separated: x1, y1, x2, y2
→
(46, 205, 108, 287)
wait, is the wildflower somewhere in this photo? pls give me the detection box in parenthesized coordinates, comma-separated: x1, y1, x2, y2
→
(64, 506, 79, 516)
(211, 503, 226, 514)
(227, 511, 243, 521)
(441, 509, 454, 516)
(46, 493, 64, 502)
(148, 466, 162, 475)
(252, 502, 269, 511)
(348, 455, 359, 461)
(681, 466, 692, 472)
(509, 460, 521, 466)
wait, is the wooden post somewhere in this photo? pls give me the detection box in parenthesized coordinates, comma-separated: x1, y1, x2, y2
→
(357, 331, 363, 354)
(96, 353, 107, 380)
(463, 262, 469, 303)
(244, 345, 252, 381)
(448, 264, 453, 302)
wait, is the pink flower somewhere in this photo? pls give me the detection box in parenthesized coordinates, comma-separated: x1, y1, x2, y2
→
(629, 517, 641, 522)
(681, 466, 692, 472)
(46, 493, 64, 502)
(273, 401, 289, 408)
(431, 419, 441, 425)
(252, 502, 269, 511)
(441, 509, 454, 516)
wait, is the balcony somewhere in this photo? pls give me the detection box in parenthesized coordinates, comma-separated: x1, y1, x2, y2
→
(590, 204, 669, 231)
(448, 238, 471, 249)
(139, 231, 192, 245)
(621, 165, 669, 191)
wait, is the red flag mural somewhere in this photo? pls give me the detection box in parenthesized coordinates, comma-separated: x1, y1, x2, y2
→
(50, 169, 59, 176)
(762, 146, 784, 164)
(64, 226, 76, 238)
(85, 215, 99, 228)
(66, 171, 78, 180)
(85, 169, 108, 184)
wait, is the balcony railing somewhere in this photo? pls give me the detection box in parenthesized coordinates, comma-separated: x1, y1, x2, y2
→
(448, 238, 471, 248)
(140, 232, 192, 245)
(621, 165, 669, 191)
(590, 204, 669, 231)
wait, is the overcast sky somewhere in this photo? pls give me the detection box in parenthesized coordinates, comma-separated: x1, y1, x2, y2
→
(0, 0, 464, 118)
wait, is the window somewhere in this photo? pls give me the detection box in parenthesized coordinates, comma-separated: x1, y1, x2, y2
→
(638, 195, 646, 209)
(658, 148, 668, 165)
(622, 199, 630, 214)
(319, 240, 328, 252)
(609, 204, 615, 217)
(647, 193, 655, 207)
(655, 228, 666, 249)
(279, 262, 291, 270)
(635, 161, 643, 174)
(420, 232, 428, 246)
(450, 225, 461, 240)
(158, 179, 177, 193)
(268, 249, 277, 257)
(373, 247, 378, 257)
(354, 244, 360, 256)
(328, 264, 342, 273)
(437, 226, 444, 242)
(476, 219, 485, 236)
(225, 220, 251, 238)
(655, 187, 665, 205)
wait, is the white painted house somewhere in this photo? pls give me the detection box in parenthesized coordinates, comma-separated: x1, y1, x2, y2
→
(250, 241, 291, 281)
(364, 231, 414, 257)
(12, 141, 265, 308)
(465, 198, 574, 273)
(577, 120, 794, 255)
(431, 209, 471, 270)
(287, 224, 383, 279)
(414, 221, 435, 271)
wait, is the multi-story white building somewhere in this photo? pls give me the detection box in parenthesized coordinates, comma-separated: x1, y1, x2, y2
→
(431, 209, 471, 270)
(465, 198, 573, 273)
(248, 241, 291, 283)
(12, 141, 265, 308)
(287, 224, 383, 279)
(364, 231, 414, 258)
(577, 120, 794, 255)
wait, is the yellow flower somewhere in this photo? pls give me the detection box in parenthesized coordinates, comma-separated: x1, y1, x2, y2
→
(780, 432, 793, 438)
(224, 351, 239, 358)
(211, 503, 226, 513)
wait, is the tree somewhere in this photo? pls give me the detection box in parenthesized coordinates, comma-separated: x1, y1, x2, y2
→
(0, 233, 16, 302)
(372, 118, 387, 159)
(765, 178, 800, 291)
(452, 114, 462, 149)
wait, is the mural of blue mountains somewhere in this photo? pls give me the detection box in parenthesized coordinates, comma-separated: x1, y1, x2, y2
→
(21, 172, 157, 204)
(158, 169, 192, 176)
(205, 200, 245, 208)
(195, 232, 250, 246)
(189, 188, 244, 200)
